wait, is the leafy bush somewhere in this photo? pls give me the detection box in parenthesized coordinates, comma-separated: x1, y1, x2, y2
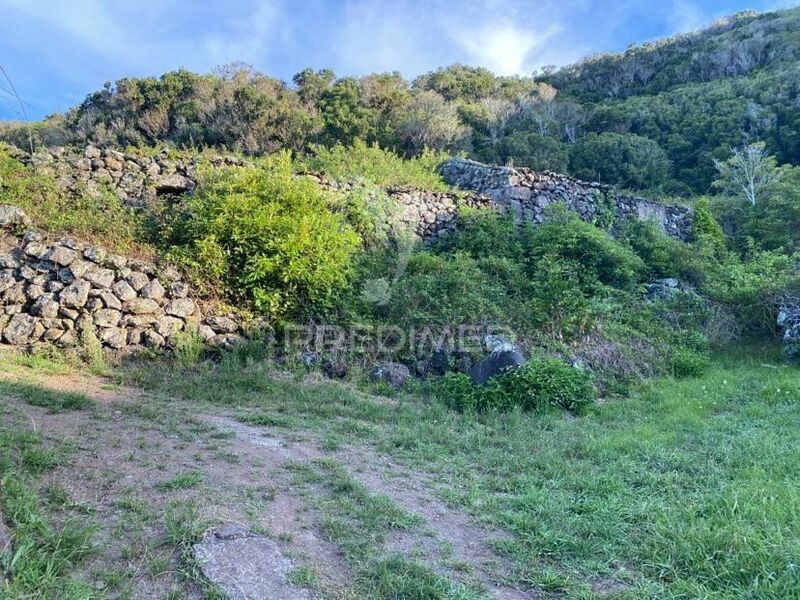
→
(525, 206, 644, 291)
(440, 357, 596, 413)
(166, 152, 360, 318)
(435, 207, 523, 261)
(670, 347, 711, 378)
(301, 140, 450, 190)
(623, 220, 695, 280)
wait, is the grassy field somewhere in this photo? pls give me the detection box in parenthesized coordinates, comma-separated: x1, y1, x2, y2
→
(1, 346, 798, 598)
(120, 345, 800, 598)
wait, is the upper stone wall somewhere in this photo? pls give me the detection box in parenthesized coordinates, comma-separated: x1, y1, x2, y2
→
(440, 158, 692, 239)
(24, 147, 691, 241)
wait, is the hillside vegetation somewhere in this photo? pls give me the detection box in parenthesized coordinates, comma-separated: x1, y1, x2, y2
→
(2, 7, 800, 199)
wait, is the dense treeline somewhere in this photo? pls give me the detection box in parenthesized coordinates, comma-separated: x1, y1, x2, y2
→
(1, 7, 799, 197)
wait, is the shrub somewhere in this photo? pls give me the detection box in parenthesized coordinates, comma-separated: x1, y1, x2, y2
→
(301, 140, 450, 190)
(525, 206, 644, 291)
(623, 220, 696, 280)
(435, 208, 523, 261)
(166, 152, 360, 318)
(670, 347, 711, 378)
(441, 357, 596, 414)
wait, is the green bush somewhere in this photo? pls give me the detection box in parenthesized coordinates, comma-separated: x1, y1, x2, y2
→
(441, 357, 596, 414)
(670, 347, 711, 378)
(166, 152, 360, 318)
(623, 220, 696, 280)
(435, 207, 523, 261)
(525, 206, 644, 291)
(301, 140, 450, 190)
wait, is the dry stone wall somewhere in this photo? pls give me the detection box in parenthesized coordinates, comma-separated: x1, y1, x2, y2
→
(0, 217, 244, 352)
(440, 158, 692, 239)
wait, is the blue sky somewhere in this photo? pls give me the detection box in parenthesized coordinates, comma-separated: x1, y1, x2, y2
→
(0, 0, 796, 120)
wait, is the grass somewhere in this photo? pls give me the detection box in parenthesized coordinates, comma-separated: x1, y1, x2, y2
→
(0, 415, 97, 598)
(289, 458, 482, 599)
(124, 345, 800, 597)
(0, 381, 94, 412)
(155, 472, 203, 492)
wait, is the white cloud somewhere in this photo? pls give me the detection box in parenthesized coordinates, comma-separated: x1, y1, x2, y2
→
(448, 20, 559, 75)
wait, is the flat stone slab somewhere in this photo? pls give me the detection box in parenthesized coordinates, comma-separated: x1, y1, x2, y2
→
(193, 525, 311, 600)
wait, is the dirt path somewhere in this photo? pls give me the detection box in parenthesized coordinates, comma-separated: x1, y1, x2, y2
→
(0, 367, 536, 599)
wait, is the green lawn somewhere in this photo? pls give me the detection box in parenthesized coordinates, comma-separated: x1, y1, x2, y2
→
(124, 347, 800, 598)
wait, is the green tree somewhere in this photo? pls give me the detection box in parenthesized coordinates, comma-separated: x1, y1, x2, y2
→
(569, 132, 671, 189)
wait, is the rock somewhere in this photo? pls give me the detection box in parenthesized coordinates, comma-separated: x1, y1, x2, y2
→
(165, 298, 195, 318)
(155, 173, 195, 194)
(100, 327, 127, 349)
(124, 298, 160, 315)
(205, 315, 237, 334)
(140, 278, 165, 300)
(2, 313, 37, 344)
(94, 308, 122, 328)
(469, 345, 525, 385)
(30, 294, 60, 318)
(322, 358, 347, 379)
(83, 266, 115, 288)
(169, 281, 190, 299)
(143, 330, 165, 349)
(301, 351, 318, 368)
(2, 282, 26, 304)
(110, 280, 137, 302)
(198, 325, 216, 341)
(0, 205, 29, 229)
(98, 290, 122, 310)
(126, 271, 149, 291)
(430, 345, 449, 375)
(83, 246, 107, 264)
(60, 280, 91, 308)
(193, 528, 311, 600)
(0, 269, 16, 293)
(23, 241, 49, 260)
(68, 259, 92, 279)
(45, 245, 77, 266)
(370, 362, 411, 388)
(208, 333, 245, 350)
(155, 316, 183, 337)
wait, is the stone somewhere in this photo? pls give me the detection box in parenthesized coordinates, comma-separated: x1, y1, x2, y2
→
(83, 266, 115, 288)
(94, 308, 122, 328)
(430, 345, 450, 375)
(83, 246, 107, 264)
(121, 314, 159, 327)
(143, 330, 165, 349)
(43, 327, 64, 342)
(126, 271, 149, 291)
(60, 280, 91, 308)
(370, 362, 411, 389)
(59, 306, 80, 320)
(169, 281, 190, 298)
(124, 298, 160, 315)
(30, 294, 60, 318)
(205, 315, 237, 334)
(98, 291, 122, 310)
(155, 173, 195, 194)
(155, 315, 184, 337)
(23, 241, 49, 260)
(0, 269, 16, 293)
(68, 259, 92, 279)
(2, 313, 37, 345)
(469, 345, 525, 385)
(141, 278, 165, 300)
(208, 333, 245, 350)
(0, 204, 29, 228)
(100, 327, 127, 349)
(45, 245, 77, 266)
(105, 254, 128, 270)
(25, 284, 45, 300)
(55, 330, 76, 347)
(111, 280, 137, 302)
(3, 282, 26, 304)
(86, 297, 103, 311)
(198, 325, 216, 341)
(165, 298, 195, 318)
(193, 528, 311, 600)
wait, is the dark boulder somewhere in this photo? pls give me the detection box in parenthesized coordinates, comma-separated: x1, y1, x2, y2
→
(370, 362, 411, 389)
(469, 343, 525, 385)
